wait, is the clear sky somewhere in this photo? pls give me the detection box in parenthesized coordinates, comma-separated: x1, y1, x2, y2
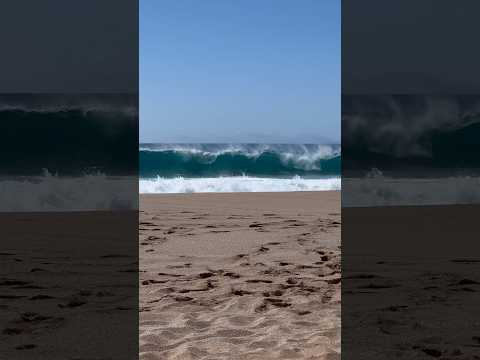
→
(140, 0, 340, 143)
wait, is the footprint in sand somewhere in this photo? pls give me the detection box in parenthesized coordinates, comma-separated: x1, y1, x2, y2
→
(224, 272, 241, 278)
(296, 310, 312, 316)
(455, 278, 480, 285)
(196, 272, 215, 279)
(3, 328, 23, 335)
(142, 279, 168, 285)
(231, 289, 253, 296)
(0, 279, 31, 286)
(29, 294, 54, 300)
(246, 279, 273, 284)
(421, 348, 442, 357)
(58, 299, 86, 308)
(325, 278, 341, 285)
(15, 344, 37, 350)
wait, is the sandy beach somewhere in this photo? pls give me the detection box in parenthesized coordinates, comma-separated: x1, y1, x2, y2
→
(140, 191, 341, 359)
(0, 211, 138, 359)
(343, 205, 480, 359)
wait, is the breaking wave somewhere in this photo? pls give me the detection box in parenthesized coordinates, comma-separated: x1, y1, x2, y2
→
(140, 143, 340, 178)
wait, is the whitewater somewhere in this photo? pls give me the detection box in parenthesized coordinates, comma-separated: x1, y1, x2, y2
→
(140, 175, 341, 194)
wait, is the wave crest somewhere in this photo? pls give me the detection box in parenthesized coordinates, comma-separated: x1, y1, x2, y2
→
(140, 144, 340, 177)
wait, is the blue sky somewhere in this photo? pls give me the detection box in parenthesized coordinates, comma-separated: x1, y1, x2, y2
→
(140, 0, 340, 143)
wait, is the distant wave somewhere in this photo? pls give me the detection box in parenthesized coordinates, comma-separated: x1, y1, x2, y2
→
(140, 175, 340, 194)
(140, 143, 340, 178)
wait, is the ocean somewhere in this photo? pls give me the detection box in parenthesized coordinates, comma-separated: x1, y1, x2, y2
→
(139, 143, 341, 194)
(0, 94, 138, 211)
(343, 94, 480, 207)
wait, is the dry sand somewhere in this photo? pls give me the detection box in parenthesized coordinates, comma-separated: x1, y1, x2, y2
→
(140, 191, 341, 360)
(343, 205, 480, 359)
(0, 211, 138, 359)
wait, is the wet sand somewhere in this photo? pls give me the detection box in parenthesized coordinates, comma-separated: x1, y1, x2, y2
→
(140, 192, 341, 360)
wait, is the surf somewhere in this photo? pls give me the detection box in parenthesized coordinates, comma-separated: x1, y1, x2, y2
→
(139, 143, 341, 178)
(140, 175, 341, 194)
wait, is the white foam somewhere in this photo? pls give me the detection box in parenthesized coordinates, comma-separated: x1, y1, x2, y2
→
(343, 176, 480, 207)
(140, 176, 341, 194)
(0, 172, 137, 212)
